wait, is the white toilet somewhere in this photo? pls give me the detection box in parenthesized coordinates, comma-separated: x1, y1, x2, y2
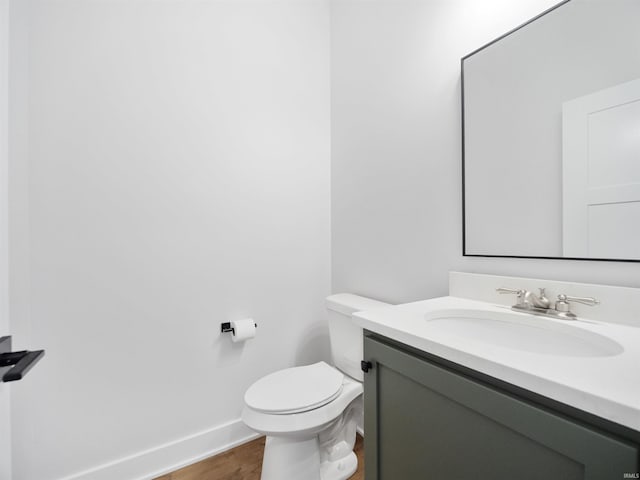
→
(241, 293, 389, 480)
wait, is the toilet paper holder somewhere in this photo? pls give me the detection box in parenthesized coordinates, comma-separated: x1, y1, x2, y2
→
(221, 322, 257, 335)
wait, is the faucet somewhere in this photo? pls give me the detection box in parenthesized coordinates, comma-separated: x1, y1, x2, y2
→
(496, 287, 599, 320)
(496, 287, 550, 310)
(524, 288, 551, 309)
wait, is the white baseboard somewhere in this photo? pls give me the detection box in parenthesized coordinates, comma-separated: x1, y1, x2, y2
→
(59, 419, 260, 480)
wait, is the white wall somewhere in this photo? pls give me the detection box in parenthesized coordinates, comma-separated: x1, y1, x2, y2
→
(331, 0, 640, 304)
(9, 1, 331, 479)
(0, 0, 12, 478)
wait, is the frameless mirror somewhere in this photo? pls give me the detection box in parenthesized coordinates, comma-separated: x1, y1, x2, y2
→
(463, 0, 640, 261)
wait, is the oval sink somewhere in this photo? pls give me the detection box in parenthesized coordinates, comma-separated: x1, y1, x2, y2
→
(424, 309, 623, 357)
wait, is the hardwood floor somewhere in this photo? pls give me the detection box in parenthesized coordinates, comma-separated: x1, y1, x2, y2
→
(155, 434, 364, 480)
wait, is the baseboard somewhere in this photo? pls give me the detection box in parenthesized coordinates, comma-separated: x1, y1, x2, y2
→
(58, 419, 260, 480)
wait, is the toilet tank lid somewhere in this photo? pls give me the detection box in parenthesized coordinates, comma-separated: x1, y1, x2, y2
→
(326, 293, 390, 316)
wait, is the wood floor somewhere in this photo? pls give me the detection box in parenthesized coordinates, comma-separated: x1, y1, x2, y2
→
(155, 434, 364, 480)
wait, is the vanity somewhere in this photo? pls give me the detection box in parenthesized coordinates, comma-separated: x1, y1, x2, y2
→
(354, 273, 640, 479)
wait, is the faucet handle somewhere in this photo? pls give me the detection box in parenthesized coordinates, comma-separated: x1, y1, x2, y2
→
(496, 287, 524, 295)
(557, 294, 599, 306)
(555, 294, 600, 314)
(496, 287, 525, 305)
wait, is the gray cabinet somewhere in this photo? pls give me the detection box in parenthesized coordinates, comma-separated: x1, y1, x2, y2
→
(363, 334, 640, 480)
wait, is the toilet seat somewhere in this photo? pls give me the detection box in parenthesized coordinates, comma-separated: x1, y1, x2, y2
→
(244, 362, 344, 415)
(242, 375, 363, 438)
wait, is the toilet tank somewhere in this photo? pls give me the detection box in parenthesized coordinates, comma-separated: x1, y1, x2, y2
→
(326, 293, 390, 382)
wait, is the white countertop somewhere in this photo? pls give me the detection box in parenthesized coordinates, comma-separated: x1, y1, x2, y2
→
(353, 296, 640, 432)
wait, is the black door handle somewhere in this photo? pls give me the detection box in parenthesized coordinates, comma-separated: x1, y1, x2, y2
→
(0, 336, 46, 383)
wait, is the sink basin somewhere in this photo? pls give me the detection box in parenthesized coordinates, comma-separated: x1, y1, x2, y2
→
(424, 309, 623, 357)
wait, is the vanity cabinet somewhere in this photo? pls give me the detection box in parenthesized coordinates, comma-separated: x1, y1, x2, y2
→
(363, 334, 640, 480)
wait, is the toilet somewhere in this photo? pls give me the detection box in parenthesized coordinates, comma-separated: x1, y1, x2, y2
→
(241, 293, 389, 480)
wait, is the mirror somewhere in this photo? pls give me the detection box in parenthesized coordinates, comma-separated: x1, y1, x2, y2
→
(462, 0, 640, 261)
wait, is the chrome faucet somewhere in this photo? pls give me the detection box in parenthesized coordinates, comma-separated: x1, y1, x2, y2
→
(496, 287, 599, 320)
(525, 288, 551, 309)
(496, 287, 550, 310)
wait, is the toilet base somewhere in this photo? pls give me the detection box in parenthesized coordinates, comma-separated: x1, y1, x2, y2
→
(320, 451, 357, 480)
(261, 435, 322, 480)
(260, 435, 358, 480)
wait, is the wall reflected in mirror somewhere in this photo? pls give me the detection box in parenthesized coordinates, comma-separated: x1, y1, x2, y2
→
(463, 0, 640, 261)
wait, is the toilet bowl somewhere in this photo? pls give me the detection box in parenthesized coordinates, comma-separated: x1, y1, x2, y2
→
(241, 294, 390, 480)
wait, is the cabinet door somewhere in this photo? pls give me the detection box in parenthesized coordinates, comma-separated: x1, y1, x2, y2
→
(364, 336, 639, 480)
